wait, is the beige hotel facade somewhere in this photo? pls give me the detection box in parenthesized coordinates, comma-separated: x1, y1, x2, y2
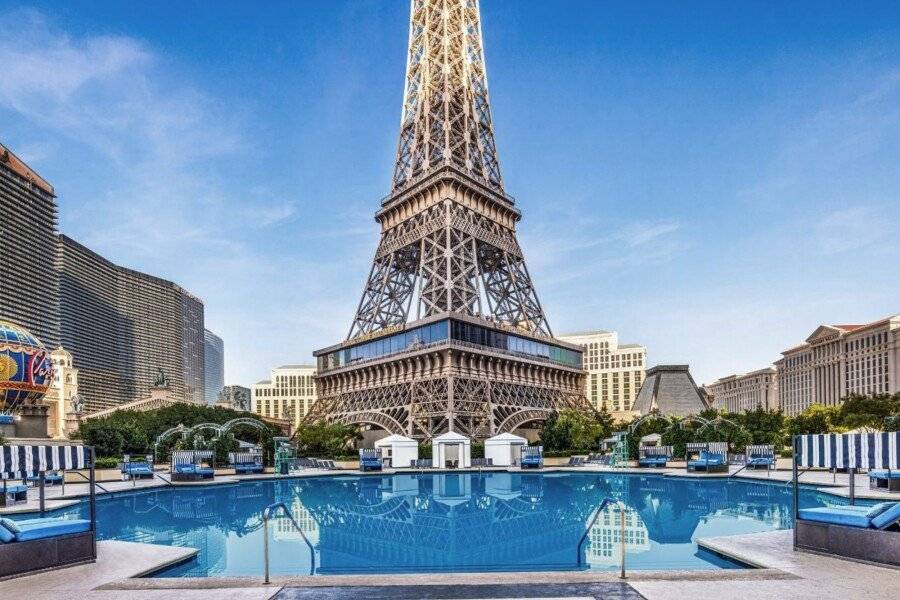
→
(706, 367, 778, 413)
(251, 364, 317, 428)
(776, 315, 900, 416)
(558, 330, 646, 419)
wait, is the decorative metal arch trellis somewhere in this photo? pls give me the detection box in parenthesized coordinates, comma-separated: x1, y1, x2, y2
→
(153, 418, 271, 460)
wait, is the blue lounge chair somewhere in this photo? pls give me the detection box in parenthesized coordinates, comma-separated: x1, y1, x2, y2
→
(0, 483, 27, 507)
(170, 451, 215, 481)
(0, 517, 92, 543)
(228, 452, 264, 475)
(26, 471, 63, 486)
(798, 502, 900, 530)
(687, 450, 728, 473)
(122, 461, 154, 480)
(869, 469, 900, 492)
(639, 446, 673, 468)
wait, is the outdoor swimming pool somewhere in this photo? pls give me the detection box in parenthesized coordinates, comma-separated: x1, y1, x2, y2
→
(16, 472, 863, 576)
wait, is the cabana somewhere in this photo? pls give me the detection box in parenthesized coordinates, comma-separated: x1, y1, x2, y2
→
(228, 451, 264, 474)
(433, 431, 471, 469)
(685, 442, 729, 473)
(520, 445, 543, 469)
(484, 432, 527, 467)
(639, 445, 673, 468)
(170, 450, 215, 481)
(121, 454, 155, 480)
(358, 448, 383, 472)
(374, 434, 418, 468)
(745, 444, 776, 470)
(0, 444, 96, 579)
(793, 432, 900, 566)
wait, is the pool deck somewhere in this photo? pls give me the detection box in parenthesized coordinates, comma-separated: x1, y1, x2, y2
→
(1, 530, 892, 600)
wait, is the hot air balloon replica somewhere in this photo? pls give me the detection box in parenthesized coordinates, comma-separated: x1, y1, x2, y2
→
(0, 320, 54, 437)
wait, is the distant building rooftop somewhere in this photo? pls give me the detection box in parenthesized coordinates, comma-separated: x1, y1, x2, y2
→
(0, 142, 54, 195)
(558, 330, 612, 337)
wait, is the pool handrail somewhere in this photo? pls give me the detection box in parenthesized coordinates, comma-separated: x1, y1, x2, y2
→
(262, 502, 315, 582)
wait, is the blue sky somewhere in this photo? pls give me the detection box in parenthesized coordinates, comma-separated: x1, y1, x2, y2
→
(1, 1, 898, 388)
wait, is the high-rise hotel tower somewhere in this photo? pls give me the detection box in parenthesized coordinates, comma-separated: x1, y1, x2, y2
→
(0, 143, 59, 347)
(310, 0, 592, 440)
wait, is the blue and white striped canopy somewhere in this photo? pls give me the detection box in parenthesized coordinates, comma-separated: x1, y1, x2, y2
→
(746, 444, 775, 457)
(228, 451, 262, 465)
(171, 450, 214, 465)
(797, 432, 899, 470)
(640, 445, 673, 457)
(1, 444, 91, 478)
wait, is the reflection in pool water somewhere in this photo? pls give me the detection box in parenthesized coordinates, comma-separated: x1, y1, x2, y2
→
(28, 471, 859, 576)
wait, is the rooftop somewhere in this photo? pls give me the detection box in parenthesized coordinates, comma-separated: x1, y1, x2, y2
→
(0, 141, 54, 196)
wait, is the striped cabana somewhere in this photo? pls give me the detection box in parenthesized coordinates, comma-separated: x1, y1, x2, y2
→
(228, 451, 262, 465)
(796, 432, 898, 471)
(640, 445, 673, 458)
(171, 450, 214, 467)
(1, 444, 91, 479)
(746, 444, 775, 458)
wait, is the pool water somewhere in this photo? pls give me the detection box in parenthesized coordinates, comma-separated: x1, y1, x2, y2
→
(24, 472, 860, 576)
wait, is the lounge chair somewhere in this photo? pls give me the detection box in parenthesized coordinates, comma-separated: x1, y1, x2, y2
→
(26, 471, 64, 486)
(869, 469, 900, 492)
(228, 452, 264, 475)
(322, 460, 340, 470)
(122, 461, 154, 480)
(0, 517, 92, 542)
(744, 445, 776, 470)
(639, 446, 673, 468)
(566, 456, 584, 467)
(0, 483, 27, 507)
(686, 448, 729, 473)
(170, 451, 215, 481)
(795, 502, 900, 566)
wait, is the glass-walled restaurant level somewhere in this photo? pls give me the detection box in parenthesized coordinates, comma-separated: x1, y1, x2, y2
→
(318, 319, 582, 371)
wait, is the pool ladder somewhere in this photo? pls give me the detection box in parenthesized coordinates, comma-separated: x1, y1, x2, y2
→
(577, 496, 627, 578)
(262, 502, 316, 583)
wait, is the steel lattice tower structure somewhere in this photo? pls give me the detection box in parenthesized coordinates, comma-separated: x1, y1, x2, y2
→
(309, 0, 591, 440)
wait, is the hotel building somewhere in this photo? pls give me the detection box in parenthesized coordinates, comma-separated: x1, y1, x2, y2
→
(776, 315, 900, 416)
(252, 365, 317, 427)
(57, 235, 206, 412)
(706, 367, 779, 413)
(0, 142, 59, 347)
(203, 329, 224, 405)
(557, 330, 646, 418)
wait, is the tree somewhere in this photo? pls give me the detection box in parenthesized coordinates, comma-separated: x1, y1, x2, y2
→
(736, 407, 785, 450)
(834, 393, 900, 430)
(71, 403, 279, 461)
(539, 409, 611, 453)
(786, 404, 838, 438)
(293, 422, 361, 458)
(81, 426, 125, 458)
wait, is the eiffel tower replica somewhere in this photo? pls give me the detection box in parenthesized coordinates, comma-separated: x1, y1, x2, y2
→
(309, 0, 591, 440)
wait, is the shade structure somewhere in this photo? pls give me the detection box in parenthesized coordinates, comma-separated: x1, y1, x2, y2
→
(484, 432, 527, 466)
(433, 431, 471, 469)
(374, 434, 419, 468)
(640, 433, 662, 445)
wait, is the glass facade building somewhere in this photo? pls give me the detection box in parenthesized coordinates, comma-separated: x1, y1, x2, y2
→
(319, 319, 581, 371)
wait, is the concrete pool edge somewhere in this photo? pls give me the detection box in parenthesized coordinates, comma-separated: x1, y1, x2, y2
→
(97, 563, 798, 591)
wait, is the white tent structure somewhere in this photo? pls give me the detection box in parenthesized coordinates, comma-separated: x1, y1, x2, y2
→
(484, 432, 527, 466)
(374, 434, 418, 468)
(433, 431, 471, 468)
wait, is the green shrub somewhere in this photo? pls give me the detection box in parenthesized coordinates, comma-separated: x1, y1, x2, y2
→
(94, 457, 121, 469)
